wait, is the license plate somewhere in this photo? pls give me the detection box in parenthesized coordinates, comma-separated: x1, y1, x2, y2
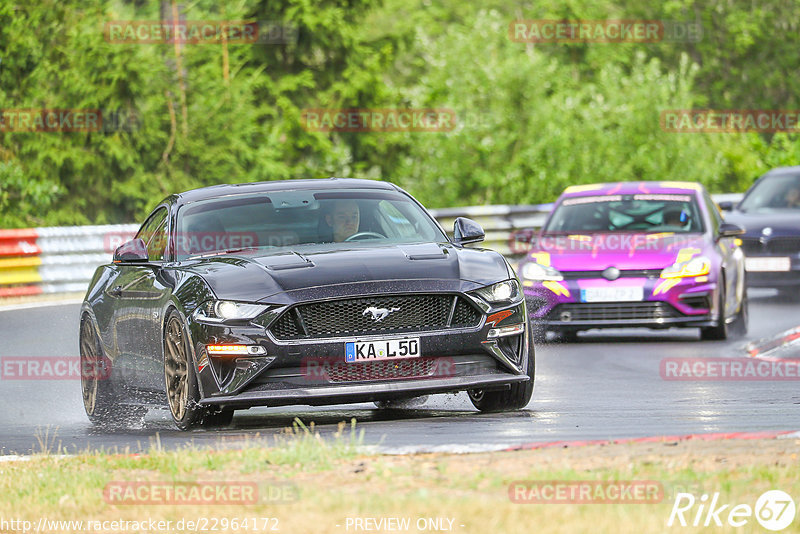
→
(345, 338, 421, 363)
(580, 286, 644, 303)
(745, 257, 791, 272)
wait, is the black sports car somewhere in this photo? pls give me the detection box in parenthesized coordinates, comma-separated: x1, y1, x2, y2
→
(721, 166, 800, 293)
(80, 179, 534, 429)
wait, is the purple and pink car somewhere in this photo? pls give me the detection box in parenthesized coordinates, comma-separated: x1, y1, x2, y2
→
(518, 181, 749, 341)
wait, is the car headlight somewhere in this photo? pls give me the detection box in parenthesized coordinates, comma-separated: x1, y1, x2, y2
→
(660, 256, 711, 279)
(471, 280, 523, 305)
(193, 300, 271, 323)
(521, 262, 564, 281)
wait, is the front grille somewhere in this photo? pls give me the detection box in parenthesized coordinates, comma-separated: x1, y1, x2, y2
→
(452, 298, 481, 326)
(326, 358, 437, 383)
(561, 269, 661, 279)
(270, 294, 481, 340)
(741, 237, 800, 255)
(270, 310, 301, 338)
(548, 302, 683, 322)
(766, 237, 800, 255)
(740, 238, 762, 255)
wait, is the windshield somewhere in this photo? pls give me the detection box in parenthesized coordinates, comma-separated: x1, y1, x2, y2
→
(544, 193, 705, 234)
(738, 174, 800, 213)
(175, 189, 446, 259)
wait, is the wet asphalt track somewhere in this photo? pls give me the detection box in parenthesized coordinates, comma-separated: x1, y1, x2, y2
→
(0, 290, 798, 455)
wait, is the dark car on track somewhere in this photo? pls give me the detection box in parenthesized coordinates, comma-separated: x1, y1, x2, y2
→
(720, 166, 800, 294)
(80, 179, 534, 429)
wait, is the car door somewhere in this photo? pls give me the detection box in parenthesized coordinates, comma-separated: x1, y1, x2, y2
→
(111, 207, 173, 393)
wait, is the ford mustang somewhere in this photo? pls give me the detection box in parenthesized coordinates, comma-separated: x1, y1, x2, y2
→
(80, 179, 534, 429)
(518, 181, 748, 341)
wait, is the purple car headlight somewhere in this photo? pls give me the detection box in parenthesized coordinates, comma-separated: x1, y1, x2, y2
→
(660, 256, 711, 279)
(521, 262, 563, 281)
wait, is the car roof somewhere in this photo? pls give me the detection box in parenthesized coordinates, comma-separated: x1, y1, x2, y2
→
(762, 165, 800, 177)
(172, 178, 399, 205)
(560, 181, 704, 198)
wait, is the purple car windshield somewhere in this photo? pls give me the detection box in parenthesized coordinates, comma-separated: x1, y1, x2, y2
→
(545, 193, 705, 234)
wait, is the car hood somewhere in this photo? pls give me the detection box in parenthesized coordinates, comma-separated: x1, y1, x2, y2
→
(527, 233, 709, 271)
(179, 242, 510, 301)
(724, 211, 800, 238)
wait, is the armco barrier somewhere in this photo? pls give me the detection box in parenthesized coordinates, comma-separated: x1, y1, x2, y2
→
(0, 224, 137, 297)
(0, 193, 743, 299)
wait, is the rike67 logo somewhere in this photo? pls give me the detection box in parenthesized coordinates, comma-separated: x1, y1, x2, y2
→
(669, 490, 796, 531)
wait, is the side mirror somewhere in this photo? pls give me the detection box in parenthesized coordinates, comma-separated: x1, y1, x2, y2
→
(453, 217, 485, 245)
(113, 238, 148, 262)
(717, 200, 734, 211)
(718, 222, 745, 239)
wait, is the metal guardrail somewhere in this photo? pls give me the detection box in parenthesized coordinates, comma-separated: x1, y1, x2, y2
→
(0, 224, 138, 297)
(0, 194, 744, 298)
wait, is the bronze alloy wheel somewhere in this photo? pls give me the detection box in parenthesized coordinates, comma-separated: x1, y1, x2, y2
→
(164, 314, 190, 421)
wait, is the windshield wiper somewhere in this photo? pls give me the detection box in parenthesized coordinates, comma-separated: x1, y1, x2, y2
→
(190, 246, 262, 259)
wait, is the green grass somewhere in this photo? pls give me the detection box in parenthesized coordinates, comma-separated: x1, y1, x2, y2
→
(1, 429, 798, 534)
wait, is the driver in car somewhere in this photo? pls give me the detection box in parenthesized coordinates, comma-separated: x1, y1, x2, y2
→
(783, 184, 800, 208)
(662, 207, 690, 229)
(326, 199, 361, 241)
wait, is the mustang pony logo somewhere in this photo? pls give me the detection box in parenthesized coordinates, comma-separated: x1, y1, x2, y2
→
(363, 306, 400, 322)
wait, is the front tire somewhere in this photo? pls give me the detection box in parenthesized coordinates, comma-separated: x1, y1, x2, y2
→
(701, 280, 729, 341)
(468, 328, 535, 412)
(164, 310, 204, 430)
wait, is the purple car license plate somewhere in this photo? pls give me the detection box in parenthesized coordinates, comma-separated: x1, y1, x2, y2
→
(580, 286, 644, 303)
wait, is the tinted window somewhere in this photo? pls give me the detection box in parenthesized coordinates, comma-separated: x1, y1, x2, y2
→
(545, 194, 705, 233)
(739, 174, 800, 212)
(136, 207, 168, 261)
(175, 189, 446, 259)
(135, 207, 167, 244)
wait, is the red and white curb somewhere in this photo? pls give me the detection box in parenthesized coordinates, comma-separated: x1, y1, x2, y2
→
(746, 325, 800, 363)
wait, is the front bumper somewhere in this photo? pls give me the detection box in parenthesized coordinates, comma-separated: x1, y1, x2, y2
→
(743, 256, 800, 288)
(202, 371, 529, 408)
(187, 292, 530, 408)
(524, 276, 717, 330)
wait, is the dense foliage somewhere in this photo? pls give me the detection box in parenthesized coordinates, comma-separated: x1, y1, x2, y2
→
(0, 0, 798, 227)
